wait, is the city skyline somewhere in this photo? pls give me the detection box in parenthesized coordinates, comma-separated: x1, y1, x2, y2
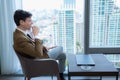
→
(22, 0, 84, 53)
(22, 0, 120, 67)
(90, 0, 120, 48)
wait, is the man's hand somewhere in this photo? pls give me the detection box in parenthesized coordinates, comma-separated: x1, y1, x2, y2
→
(47, 46, 57, 50)
(32, 26, 40, 36)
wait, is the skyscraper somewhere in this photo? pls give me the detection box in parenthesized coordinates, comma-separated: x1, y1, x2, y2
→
(64, 0, 76, 9)
(58, 0, 76, 53)
(90, 0, 120, 47)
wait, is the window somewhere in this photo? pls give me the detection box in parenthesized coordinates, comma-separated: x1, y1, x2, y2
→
(22, 0, 84, 54)
(22, 0, 120, 68)
(85, 0, 120, 53)
(85, 0, 120, 68)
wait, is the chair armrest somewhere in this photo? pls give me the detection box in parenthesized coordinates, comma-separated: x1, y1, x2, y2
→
(34, 58, 56, 61)
(23, 58, 60, 77)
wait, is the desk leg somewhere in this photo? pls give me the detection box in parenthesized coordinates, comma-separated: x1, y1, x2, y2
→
(68, 74, 70, 80)
(116, 75, 118, 80)
(100, 76, 102, 80)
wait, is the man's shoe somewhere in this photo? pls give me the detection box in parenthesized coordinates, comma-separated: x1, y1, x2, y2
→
(60, 73, 65, 80)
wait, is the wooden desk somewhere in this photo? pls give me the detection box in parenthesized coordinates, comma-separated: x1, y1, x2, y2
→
(67, 54, 119, 80)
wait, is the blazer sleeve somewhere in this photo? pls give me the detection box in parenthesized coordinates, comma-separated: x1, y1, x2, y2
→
(16, 35, 48, 58)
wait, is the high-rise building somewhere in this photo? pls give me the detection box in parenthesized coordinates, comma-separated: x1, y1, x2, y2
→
(89, 0, 120, 67)
(58, 0, 76, 53)
(90, 0, 120, 47)
(64, 0, 76, 9)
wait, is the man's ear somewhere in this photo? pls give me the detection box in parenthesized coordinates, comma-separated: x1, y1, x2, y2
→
(20, 20, 24, 25)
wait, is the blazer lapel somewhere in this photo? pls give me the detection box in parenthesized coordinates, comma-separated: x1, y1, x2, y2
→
(15, 29, 35, 45)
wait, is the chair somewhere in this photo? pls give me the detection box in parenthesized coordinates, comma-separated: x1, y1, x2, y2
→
(13, 47, 60, 80)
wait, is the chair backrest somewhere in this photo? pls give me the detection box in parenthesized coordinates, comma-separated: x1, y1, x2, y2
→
(13, 48, 35, 77)
(13, 46, 60, 80)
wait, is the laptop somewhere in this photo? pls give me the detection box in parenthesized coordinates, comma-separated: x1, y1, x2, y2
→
(76, 54, 95, 66)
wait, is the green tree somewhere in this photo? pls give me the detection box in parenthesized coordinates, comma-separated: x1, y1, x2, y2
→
(76, 41, 81, 54)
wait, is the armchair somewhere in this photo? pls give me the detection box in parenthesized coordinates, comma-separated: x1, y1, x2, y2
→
(13, 47, 60, 80)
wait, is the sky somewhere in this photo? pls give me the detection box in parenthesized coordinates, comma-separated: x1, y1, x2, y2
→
(22, 0, 84, 11)
(115, 0, 120, 7)
(22, 0, 120, 11)
(22, 0, 63, 10)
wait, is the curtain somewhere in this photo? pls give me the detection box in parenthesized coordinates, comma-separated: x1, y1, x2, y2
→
(0, 0, 22, 74)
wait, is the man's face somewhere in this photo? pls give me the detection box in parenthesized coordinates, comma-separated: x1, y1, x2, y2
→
(21, 17, 33, 30)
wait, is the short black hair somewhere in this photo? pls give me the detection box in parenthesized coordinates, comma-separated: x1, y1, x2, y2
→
(13, 9, 32, 26)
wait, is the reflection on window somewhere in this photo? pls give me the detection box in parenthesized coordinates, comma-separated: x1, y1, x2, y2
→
(22, 0, 84, 54)
(105, 54, 120, 68)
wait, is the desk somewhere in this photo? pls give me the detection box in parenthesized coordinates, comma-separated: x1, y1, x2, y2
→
(67, 54, 119, 80)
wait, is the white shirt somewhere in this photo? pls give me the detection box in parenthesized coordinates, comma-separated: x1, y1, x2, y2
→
(16, 27, 42, 40)
(16, 27, 27, 35)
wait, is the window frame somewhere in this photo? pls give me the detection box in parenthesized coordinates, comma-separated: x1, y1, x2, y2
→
(84, 0, 120, 54)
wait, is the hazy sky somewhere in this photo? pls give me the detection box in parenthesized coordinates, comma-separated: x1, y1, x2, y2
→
(115, 0, 120, 7)
(22, 0, 84, 11)
(22, 0, 62, 10)
(22, 0, 120, 11)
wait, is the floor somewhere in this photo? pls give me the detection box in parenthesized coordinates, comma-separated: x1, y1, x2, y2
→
(1, 67, 120, 80)
(0, 75, 120, 80)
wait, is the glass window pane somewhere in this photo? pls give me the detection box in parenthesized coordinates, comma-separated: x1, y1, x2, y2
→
(22, 0, 84, 54)
(89, 0, 120, 68)
(89, 0, 120, 48)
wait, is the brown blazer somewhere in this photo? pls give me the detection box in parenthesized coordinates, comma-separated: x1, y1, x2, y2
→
(13, 29, 49, 59)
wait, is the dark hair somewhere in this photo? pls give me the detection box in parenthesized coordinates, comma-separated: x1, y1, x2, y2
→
(13, 9, 32, 26)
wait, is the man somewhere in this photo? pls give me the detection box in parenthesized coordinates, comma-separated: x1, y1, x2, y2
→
(13, 9, 66, 80)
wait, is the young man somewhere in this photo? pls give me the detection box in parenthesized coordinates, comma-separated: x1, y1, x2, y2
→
(13, 9, 66, 80)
